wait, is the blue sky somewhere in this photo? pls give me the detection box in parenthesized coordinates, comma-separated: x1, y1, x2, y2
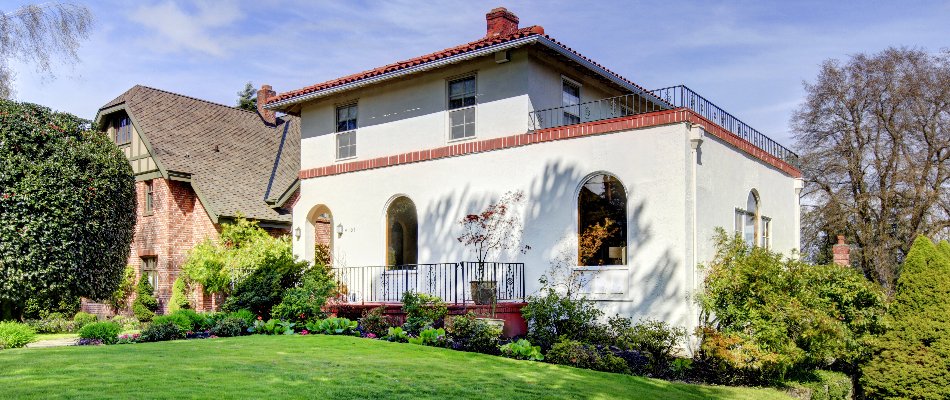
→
(6, 0, 950, 146)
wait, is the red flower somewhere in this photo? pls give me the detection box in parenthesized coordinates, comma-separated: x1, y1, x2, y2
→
(257, 315, 262, 320)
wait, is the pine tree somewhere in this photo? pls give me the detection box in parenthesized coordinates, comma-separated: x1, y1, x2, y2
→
(861, 236, 950, 399)
(236, 82, 256, 111)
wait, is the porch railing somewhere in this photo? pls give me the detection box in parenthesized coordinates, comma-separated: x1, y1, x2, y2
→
(332, 262, 525, 304)
(527, 85, 799, 167)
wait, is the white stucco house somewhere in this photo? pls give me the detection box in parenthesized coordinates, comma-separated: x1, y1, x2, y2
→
(266, 8, 803, 333)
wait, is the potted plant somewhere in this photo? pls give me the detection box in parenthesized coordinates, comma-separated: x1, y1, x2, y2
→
(457, 191, 530, 305)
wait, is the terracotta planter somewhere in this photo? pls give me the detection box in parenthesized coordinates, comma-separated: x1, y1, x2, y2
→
(470, 280, 497, 305)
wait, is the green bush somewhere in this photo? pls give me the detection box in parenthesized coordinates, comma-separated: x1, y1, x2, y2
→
(606, 317, 685, 375)
(0, 321, 36, 349)
(305, 317, 358, 336)
(210, 317, 248, 337)
(500, 339, 544, 361)
(222, 250, 308, 319)
(140, 321, 183, 342)
(152, 313, 193, 332)
(109, 315, 140, 331)
(228, 309, 256, 327)
(272, 264, 336, 323)
(862, 236, 950, 399)
(106, 266, 136, 312)
(0, 99, 135, 321)
(167, 277, 191, 314)
(546, 338, 630, 374)
(248, 318, 295, 335)
(77, 322, 121, 345)
(521, 288, 604, 351)
(169, 309, 210, 331)
(408, 327, 446, 347)
(132, 279, 159, 323)
(401, 291, 448, 334)
(358, 306, 392, 337)
(383, 326, 409, 343)
(26, 314, 74, 333)
(696, 230, 885, 385)
(446, 313, 501, 355)
(788, 370, 852, 400)
(73, 312, 98, 329)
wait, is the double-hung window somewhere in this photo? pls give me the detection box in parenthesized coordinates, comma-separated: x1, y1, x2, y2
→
(114, 117, 132, 145)
(144, 180, 154, 215)
(335, 104, 357, 160)
(761, 216, 772, 249)
(141, 257, 158, 291)
(562, 79, 581, 125)
(448, 76, 476, 140)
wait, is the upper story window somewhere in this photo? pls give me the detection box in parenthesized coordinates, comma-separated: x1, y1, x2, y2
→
(448, 76, 476, 140)
(144, 180, 154, 215)
(114, 117, 132, 145)
(336, 104, 357, 160)
(562, 78, 581, 125)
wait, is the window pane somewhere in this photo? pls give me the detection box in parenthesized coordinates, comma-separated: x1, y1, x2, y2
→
(563, 82, 580, 105)
(451, 124, 465, 140)
(578, 174, 627, 266)
(336, 104, 357, 132)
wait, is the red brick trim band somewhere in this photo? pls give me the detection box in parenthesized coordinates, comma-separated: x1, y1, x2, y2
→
(299, 108, 802, 180)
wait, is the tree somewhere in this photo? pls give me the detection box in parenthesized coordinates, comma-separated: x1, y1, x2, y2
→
(0, 99, 135, 320)
(792, 47, 950, 292)
(0, 2, 93, 98)
(236, 82, 256, 111)
(861, 236, 950, 399)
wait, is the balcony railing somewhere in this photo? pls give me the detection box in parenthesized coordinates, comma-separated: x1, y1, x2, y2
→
(527, 85, 799, 167)
(332, 262, 526, 304)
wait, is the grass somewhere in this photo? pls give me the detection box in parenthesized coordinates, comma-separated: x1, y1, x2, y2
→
(0, 335, 791, 399)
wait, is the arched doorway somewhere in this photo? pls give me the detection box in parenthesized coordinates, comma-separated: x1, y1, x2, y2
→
(386, 196, 418, 267)
(307, 205, 333, 266)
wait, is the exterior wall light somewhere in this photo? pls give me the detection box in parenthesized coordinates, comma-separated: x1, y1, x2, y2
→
(294, 227, 301, 240)
(337, 223, 344, 238)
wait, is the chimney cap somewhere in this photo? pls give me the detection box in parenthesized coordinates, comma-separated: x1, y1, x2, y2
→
(486, 7, 520, 37)
(836, 235, 846, 245)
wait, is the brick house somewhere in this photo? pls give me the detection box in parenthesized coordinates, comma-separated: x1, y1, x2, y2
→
(81, 85, 300, 316)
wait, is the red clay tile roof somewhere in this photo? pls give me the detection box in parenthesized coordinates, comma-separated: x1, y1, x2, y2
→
(268, 25, 546, 105)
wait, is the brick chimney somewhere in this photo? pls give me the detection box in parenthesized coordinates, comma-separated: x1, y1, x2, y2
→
(257, 84, 277, 125)
(832, 235, 850, 267)
(486, 7, 519, 37)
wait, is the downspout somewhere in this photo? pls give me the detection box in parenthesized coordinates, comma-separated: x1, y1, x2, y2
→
(687, 123, 705, 354)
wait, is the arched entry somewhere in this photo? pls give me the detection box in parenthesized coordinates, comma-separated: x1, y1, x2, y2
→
(385, 196, 418, 266)
(307, 205, 333, 266)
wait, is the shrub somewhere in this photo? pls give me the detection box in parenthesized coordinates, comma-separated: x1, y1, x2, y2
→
(228, 309, 256, 327)
(521, 288, 604, 351)
(140, 321, 183, 342)
(26, 314, 74, 334)
(106, 266, 136, 312)
(77, 322, 121, 345)
(408, 327, 446, 347)
(153, 314, 193, 332)
(132, 279, 159, 322)
(788, 370, 852, 400)
(110, 315, 140, 331)
(359, 306, 392, 337)
(696, 230, 885, 385)
(606, 317, 685, 376)
(167, 277, 191, 313)
(170, 309, 210, 331)
(248, 318, 295, 335)
(546, 338, 630, 374)
(115, 333, 140, 345)
(501, 339, 544, 361)
(211, 317, 248, 337)
(222, 251, 308, 319)
(383, 326, 409, 343)
(73, 312, 98, 329)
(861, 236, 950, 399)
(0, 321, 36, 349)
(446, 312, 501, 355)
(401, 291, 448, 334)
(272, 264, 336, 323)
(305, 317, 358, 336)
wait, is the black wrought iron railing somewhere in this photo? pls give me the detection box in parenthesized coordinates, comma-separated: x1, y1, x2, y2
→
(527, 85, 799, 167)
(332, 262, 525, 304)
(650, 85, 799, 166)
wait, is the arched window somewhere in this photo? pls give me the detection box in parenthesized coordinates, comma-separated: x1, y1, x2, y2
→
(578, 173, 627, 266)
(386, 196, 418, 266)
(735, 190, 760, 246)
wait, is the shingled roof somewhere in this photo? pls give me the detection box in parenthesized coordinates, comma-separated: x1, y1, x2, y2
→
(97, 85, 300, 224)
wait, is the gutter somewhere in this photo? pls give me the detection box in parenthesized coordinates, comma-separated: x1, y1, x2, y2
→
(266, 35, 666, 110)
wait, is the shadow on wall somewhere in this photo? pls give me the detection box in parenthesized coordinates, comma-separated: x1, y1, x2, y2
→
(418, 159, 682, 323)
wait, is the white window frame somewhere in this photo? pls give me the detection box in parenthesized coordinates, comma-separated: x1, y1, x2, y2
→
(335, 103, 358, 161)
(141, 257, 158, 292)
(761, 216, 772, 249)
(446, 74, 477, 142)
(561, 76, 582, 125)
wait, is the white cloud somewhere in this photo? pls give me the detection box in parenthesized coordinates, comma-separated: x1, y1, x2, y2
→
(129, 1, 243, 57)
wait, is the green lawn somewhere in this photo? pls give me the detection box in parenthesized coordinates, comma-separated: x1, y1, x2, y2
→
(32, 333, 78, 341)
(0, 335, 791, 399)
